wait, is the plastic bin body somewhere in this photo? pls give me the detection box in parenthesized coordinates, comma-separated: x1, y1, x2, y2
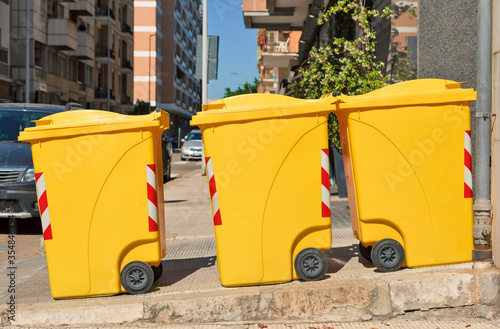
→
(18, 110, 168, 299)
(191, 94, 333, 287)
(336, 79, 476, 268)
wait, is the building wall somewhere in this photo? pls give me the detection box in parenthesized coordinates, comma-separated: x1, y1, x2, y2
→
(133, 0, 161, 105)
(159, 0, 201, 114)
(0, 0, 11, 100)
(418, 0, 477, 90)
(160, 0, 174, 104)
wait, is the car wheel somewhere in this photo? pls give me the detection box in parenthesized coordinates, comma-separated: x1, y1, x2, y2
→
(163, 160, 171, 183)
(371, 239, 405, 272)
(294, 248, 328, 281)
(120, 261, 154, 295)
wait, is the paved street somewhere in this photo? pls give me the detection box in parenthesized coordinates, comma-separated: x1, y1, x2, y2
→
(2, 320, 499, 329)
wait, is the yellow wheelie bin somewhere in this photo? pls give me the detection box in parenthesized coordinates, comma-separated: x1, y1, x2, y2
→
(18, 109, 169, 299)
(335, 79, 476, 272)
(191, 94, 334, 286)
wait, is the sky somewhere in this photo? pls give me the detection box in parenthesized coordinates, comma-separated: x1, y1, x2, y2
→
(206, 1, 260, 100)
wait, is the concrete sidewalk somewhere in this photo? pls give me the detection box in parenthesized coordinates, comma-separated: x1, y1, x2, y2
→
(1, 169, 500, 326)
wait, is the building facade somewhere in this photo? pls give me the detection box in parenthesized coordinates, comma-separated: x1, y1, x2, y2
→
(6, 0, 133, 113)
(0, 0, 11, 101)
(245, 0, 418, 94)
(93, 0, 135, 113)
(257, 29, 301, 94)
(134, 0, 202, 139)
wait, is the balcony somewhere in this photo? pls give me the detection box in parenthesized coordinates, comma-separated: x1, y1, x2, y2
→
(68, 0, 94, 16)
(95, 5, 115, 20)
(95, 46, 115, 61)
(69, 31, 94, 60)
(121, 59, 133, 75)
(122, 23, 133, 36)
(95, 87, 115, 100)
(47, 19, 77, 50)
(261, 40, 298, 68)
(242, 0, 311, 30)
(35, 67, 47, 79)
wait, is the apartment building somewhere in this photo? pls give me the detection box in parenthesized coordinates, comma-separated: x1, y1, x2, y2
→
(94, 0, 135, 113)
(257, 29, 301, 94)
(7, 0, 133, 113)
(134, 0, 201, 138)
(0, 0, 10, 100)
(244, 0, 418, 94)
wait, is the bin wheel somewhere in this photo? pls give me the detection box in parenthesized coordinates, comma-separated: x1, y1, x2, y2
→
(358, 243, 372, 262)
(120, 261, 155, 295)
(152, 262, 163, 282)
(294, 248, 328, 281)
(371, 239, 405, 272)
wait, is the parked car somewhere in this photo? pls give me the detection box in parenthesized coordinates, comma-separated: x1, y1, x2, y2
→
(162, 131, 173, 182)
(180, 129, 203, 161)
(0, 103, 81, 219)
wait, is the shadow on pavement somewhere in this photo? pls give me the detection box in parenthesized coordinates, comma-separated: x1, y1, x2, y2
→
(151, 256, 216, 290)
(326, 244, 374, 274)
(164, 200, 188, 204)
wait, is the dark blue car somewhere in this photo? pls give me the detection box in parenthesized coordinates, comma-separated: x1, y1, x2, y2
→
(0, 103, 79, 219)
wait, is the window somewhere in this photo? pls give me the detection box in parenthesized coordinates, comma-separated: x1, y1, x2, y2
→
(407, 36, 418, 67)
(59, 54, 67, 79)
(85, 66, 93, 87)
(40, 0, 46, 17)
(48, 50, 57, 74)
(69, 58, 77, 82)
(0, 47, 8, 64)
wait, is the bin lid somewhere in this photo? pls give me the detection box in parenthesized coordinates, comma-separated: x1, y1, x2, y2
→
(336, 79, 476, 111)
(18, 109, 169, 142)
(191, 93, 338, 126)
(191, 79, 476, 126)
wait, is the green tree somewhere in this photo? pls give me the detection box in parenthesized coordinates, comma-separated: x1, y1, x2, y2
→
(289, 0, 392, 148)
(224, 78, 260, 98)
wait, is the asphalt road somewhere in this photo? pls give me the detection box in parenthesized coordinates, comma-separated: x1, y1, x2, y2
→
(0, 149, 202, 267)
(169, 149, 202, 179)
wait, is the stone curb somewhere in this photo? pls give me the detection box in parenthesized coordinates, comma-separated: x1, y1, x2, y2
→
(5, 265, 500, 326)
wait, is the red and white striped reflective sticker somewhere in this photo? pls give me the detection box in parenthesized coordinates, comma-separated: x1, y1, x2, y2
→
(205, 157, 222, 226)
(146, 164, 158, 232)
(321, 149, 331, 217)
(464, 130, 473, 198)
(35, 172, 53, 240)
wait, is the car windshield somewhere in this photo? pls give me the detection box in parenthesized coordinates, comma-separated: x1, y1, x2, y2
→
(0, 110, 50, 141)
(187, 132, 202, 141)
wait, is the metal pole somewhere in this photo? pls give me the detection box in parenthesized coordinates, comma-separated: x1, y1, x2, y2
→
(25, 0, 30, 103)
(472, 0, 493, 262)
(202, 0, 208, 105)
(201, 0, 208, 175)
(149, 33, 156, 113)
(107, 3, 110, 111)
(231, 72, 252, 93)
